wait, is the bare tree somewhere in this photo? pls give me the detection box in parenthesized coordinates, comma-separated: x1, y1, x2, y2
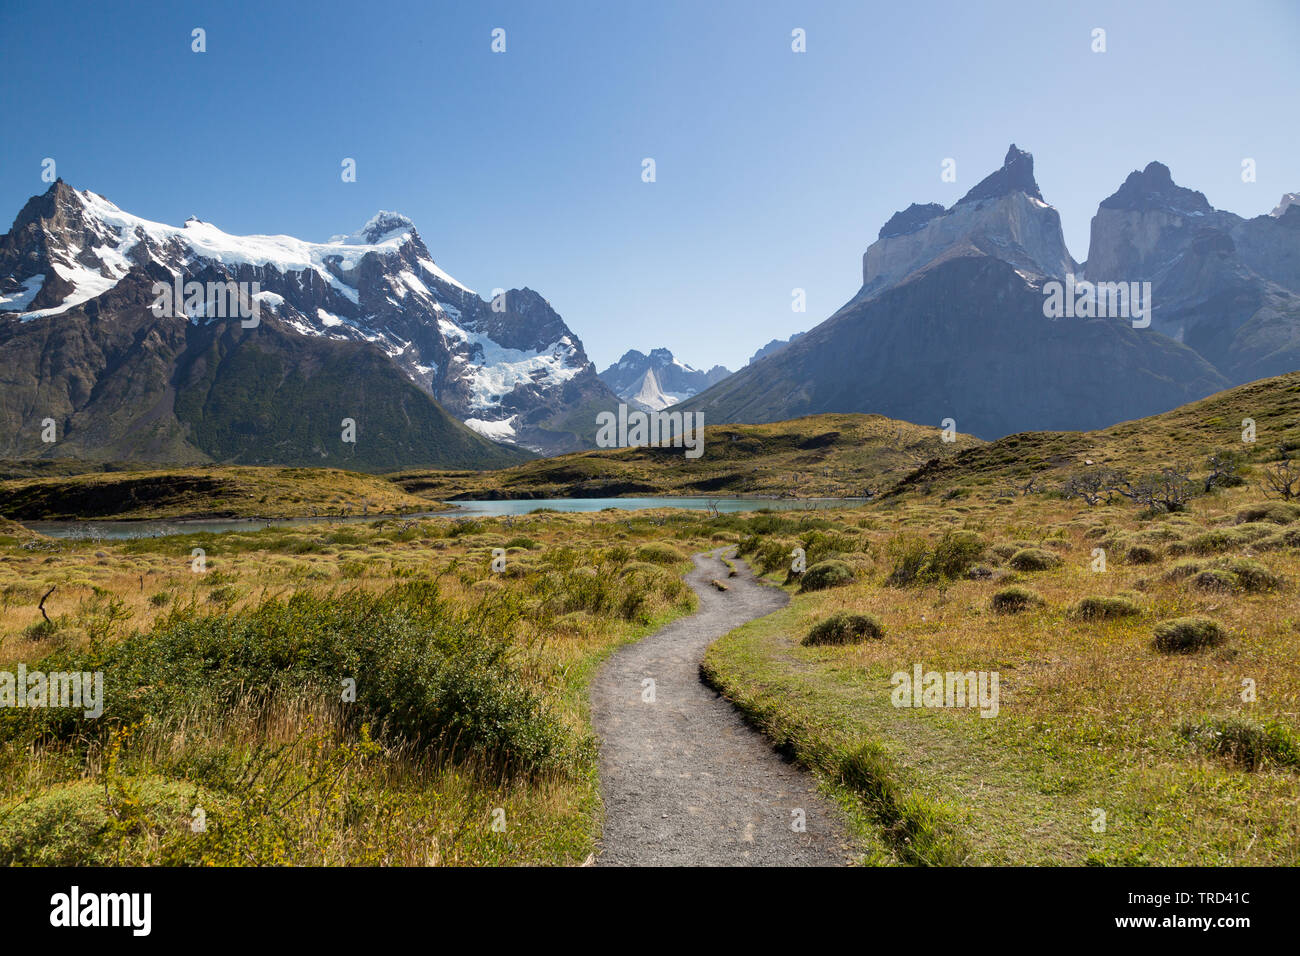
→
(1062, 468, 1121, 506)
(1202, 450, 1243, 493)
(1260, 459, 1300, 500)
(1113, 467, 1196, 513)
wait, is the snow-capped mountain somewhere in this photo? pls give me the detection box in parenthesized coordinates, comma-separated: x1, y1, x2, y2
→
(598, 348, 730, 411)
(0, 182, 617, 456)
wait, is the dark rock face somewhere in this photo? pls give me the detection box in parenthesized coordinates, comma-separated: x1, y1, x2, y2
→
(598, 348, 730, 410)
(879, 203, 946, 240)
(957, 144, 1044, 205)
(0, 183, 619, 460)
(1098, 162, 1213, 216)
(684, 256, 1226, 438)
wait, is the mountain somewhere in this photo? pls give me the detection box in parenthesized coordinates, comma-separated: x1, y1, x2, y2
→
(598, 348, 730, 411)
(746, 332, 805, 366)
(684, 145, 1231, 438)
(0, 182, 615, 462)
(1084, 164, 1300, 384)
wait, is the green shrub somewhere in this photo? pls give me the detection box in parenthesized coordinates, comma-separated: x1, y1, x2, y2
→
(884, 534, 930, 586)
(1180, 716, 1300, 771)
(1008, 548, 1062, 572)
(1256, 527, 1300, 551)
(990, 586, 1043, 613)
(1219, 558, 1281, 593)
(1163, 559, 1203, 580)
(1188, 529, 1243, 555)
(803, 612, 884, 646)
(926, 531, 986, 578)
(886, 531, 984, 586)
(634, 543, 683, 565)
(7, 584, 571, 778)
(1190, 569, 1238, 592)
(0, 777, 198, 866)
(1071, 595, 1140, 620)
(799, 560, 855, 593)
(1235, 502, 1300, 525)
(1153, 616, 1227, 653)
(1124, 544, 1160, 565)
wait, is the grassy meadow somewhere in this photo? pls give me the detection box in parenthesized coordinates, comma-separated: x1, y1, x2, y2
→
(4, 373, 1300, 866)
(0, 508, 749, 865)
(703, 483, 1300, 865)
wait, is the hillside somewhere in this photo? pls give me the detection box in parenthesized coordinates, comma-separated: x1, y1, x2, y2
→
(390, 413, 983, 501)
(890, 371, 1300, 498)
(0, 466, 442, 521)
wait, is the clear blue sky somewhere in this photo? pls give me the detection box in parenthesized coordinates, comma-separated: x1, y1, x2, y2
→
(2, 0, 1297, 371)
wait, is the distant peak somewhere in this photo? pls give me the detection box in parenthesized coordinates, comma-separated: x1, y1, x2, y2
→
(1271, 192, 1299, 218)
(1100, 162, 1212, 215)
(354, 211, 415, 244)
(957, 143, 1044, 205)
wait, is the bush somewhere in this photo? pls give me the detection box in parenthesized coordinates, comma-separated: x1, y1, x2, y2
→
(926, 531, 986, 578)
(1188, 529, 1244, 555)
(1153, 616, 1227, 653)
(1220, 558, 1281, 592)
(1235, 502, 1300, 525)
(803, 612, 884, 646)
(1124, 544, 1160, 565)
(990, 586, 1043, 613)
(1008, 548, 1062, 572)
(0, 777, 197, 866)
(1256, 528, 1300, 551)
(886, 531, 984, 586)
(1070, 595, 1140, 620)
(1163, 559, 1203, 580)
(1189, 569, 1238, 592)
(6, 584, 572, 778)
(634, 543, 683, 565)
(799, 560, 855, 593)
(1180, 716, 1300, 771)
(884, 535, 930, 586)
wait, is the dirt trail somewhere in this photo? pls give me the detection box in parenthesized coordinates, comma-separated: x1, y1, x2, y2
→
(590, 549, 854, 866)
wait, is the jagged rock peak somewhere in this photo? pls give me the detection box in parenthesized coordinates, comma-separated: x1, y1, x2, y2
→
(957, 144, 1043, 205)
(1100, 161, 1212, 216)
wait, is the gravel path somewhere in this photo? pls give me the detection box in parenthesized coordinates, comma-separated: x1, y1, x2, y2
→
(590, 548, 855, 866)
